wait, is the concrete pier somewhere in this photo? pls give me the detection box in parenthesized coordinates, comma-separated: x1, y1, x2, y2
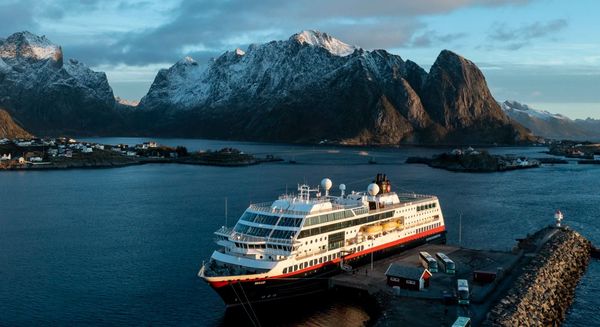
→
(328, 226, 587, 326)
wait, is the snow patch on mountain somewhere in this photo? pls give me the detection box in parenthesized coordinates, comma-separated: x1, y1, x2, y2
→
(0, 31, 61, 62)
(292, 30, 356, 56)
(501, 100, 569, 121)
(140, 30, 367, 111)
(235, 48, 245, 56)
(0, 31, 115, 111)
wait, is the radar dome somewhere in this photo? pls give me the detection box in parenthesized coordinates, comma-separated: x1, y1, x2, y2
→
(321, 178, 332, 191)
(339, 184, 346, 191)
(367, 183, 380, 196)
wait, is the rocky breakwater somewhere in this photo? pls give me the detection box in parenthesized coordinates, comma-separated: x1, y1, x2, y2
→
(484, 228, 591, 326)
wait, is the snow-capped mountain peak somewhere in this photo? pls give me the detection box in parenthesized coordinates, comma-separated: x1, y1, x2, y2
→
(0, 31, 62, 63)
(501, 100, 569, 121)
(291, 30, 356, 56)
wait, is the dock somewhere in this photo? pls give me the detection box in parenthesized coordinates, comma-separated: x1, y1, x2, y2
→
(328, 227, 571, 326)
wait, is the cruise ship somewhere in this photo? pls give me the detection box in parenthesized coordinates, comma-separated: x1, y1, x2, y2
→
(198, 174, 446, 306)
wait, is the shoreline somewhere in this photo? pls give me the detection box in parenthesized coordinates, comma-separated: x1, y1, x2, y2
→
(0, 156, 283, 171)
(328, 226, 593, 326)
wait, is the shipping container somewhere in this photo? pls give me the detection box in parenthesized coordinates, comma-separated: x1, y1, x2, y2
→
(473, 270, 497, 283)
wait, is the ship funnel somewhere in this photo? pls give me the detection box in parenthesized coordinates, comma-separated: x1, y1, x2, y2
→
(321, 178, 332, 196)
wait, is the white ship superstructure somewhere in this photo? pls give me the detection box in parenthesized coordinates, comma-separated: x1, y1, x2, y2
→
(199, 174, 446, 305)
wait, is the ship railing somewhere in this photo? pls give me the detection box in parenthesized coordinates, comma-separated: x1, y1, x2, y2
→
(214, 226, 299, 246)
(396, 192, 436, 200)
(295, 248, 328, 260)
(247, 201, 346, 216)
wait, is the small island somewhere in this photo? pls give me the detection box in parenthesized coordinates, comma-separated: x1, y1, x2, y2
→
(0, 138, 281, 170)
(547, 140, 600, 164)
(406, 147, 540, 172)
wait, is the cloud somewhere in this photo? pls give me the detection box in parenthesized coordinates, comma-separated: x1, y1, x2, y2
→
(407, 30, 467, 48)
(0, 0, 38, 36)
(0, 0, 532, 67)
(102, 0, 529, 66)
(487, 19, 568, 50)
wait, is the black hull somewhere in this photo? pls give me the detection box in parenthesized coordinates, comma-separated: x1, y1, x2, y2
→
(209, 231, 446, 307)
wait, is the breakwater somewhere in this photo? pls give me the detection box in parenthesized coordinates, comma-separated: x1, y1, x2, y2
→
(483, 228, 591, 326)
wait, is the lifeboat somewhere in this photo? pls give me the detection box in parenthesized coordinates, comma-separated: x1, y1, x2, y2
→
(365, 224, 383, 235)
(383, 221, 398, 232)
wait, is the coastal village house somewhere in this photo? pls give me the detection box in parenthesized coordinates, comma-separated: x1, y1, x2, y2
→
(385, 264, 432, 291)
(0, 153, 11, 161)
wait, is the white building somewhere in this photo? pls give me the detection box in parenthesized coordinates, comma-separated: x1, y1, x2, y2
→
(0, 153, 11, 161)
(16, 141, 32, 147)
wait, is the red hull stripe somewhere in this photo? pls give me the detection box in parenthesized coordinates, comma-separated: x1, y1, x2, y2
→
(208, 226, 446, 288)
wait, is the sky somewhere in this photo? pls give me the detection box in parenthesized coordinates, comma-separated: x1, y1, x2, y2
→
(0, 0, 599, 119)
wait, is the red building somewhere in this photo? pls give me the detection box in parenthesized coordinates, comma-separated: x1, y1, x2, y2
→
(385, 264, 432, 291)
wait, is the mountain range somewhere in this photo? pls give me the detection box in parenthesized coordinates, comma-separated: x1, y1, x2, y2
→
(1, 30, 538, 145)
(0, 31, 124, 136)
(501, 100, 600, 141)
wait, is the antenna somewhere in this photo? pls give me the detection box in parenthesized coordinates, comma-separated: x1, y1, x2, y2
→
(224, 197, 228, 227)
(458, 211, 463, 246)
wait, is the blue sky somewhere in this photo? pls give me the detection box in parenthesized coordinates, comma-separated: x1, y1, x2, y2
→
(1, 0, 599, 118)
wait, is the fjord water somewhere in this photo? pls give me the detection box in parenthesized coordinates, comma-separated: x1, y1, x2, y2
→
(1, 138, 598, 326)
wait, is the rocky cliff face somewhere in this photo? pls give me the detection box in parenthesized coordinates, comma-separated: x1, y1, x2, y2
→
(0, 108, 31, 139)
(137, 31, 531, 145)
(420, 50, 530, 144)
(0, 31, 120, 136)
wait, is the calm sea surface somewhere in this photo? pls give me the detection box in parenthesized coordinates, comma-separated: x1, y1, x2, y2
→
(1, 138, 598, 326)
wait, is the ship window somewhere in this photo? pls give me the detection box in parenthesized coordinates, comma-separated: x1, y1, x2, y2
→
(277, 217, 302, 227)
(294, 265, 298, 271)
(283, 268, 287, 274)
